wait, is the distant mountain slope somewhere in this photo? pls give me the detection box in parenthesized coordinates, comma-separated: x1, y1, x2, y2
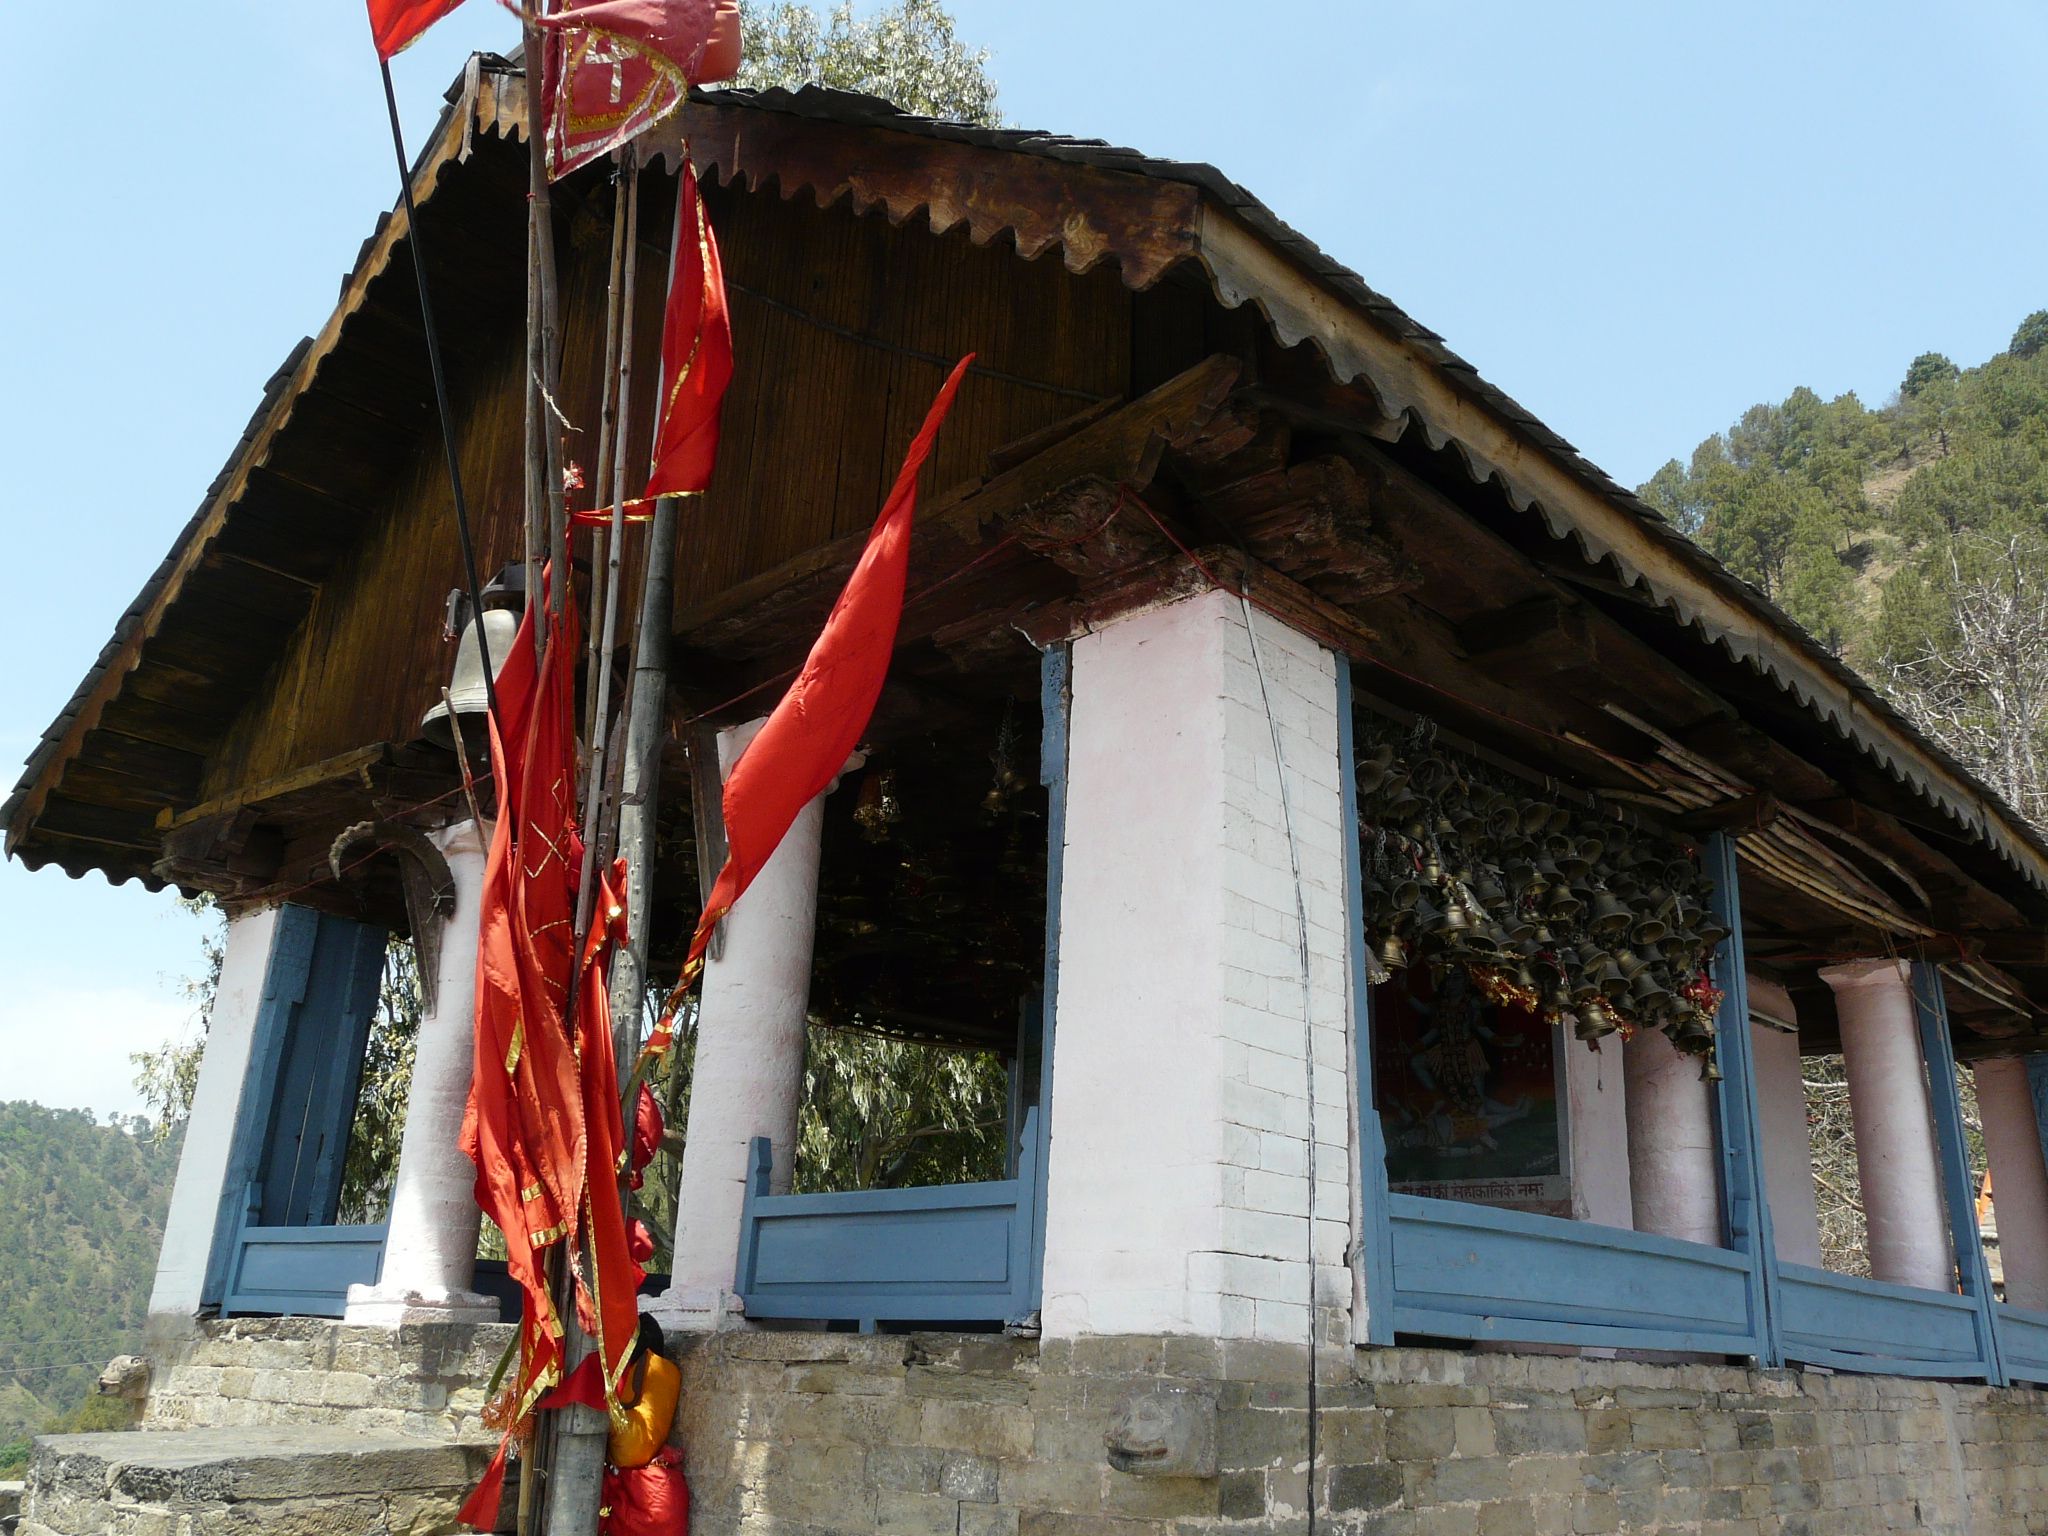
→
(0, 1102, 177, 1474)
(1640, 309, 2048, 824)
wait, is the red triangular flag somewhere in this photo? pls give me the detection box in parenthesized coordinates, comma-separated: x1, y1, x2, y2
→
(367, 0, 466, 58)
(661, 356, 973, 1013)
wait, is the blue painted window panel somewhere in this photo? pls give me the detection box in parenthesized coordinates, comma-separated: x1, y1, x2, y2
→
(1995, 1303, 2048, 1386)
(737, 1108, 1042, 1326)
(1388, 1195, 1756, 1352)
(1778, 1262, 1991, 1378)
(221, 1223, 388, 1319)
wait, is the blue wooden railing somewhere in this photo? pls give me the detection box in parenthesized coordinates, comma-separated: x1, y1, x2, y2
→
(1387, 1195, 1758, 1355)
(1340, 666, 2016, 1379)
(734, 1107, 1043, 1330)
(1996, 1304, 2048, 1386)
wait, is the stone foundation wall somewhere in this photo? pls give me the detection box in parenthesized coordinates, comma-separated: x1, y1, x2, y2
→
(142, 1318, 515, 1441)
(672, 1333, 2048, 1536)
(137, 1321, 2048, 1533)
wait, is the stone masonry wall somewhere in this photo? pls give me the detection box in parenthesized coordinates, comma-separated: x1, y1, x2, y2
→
(673, 1332, 2048, 1536)
(136, 1320, 2048, 1534)
(142, 1318, 514, 1440)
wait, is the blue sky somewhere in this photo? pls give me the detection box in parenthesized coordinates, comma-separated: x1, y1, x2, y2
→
(2, 2, 2043, 1116)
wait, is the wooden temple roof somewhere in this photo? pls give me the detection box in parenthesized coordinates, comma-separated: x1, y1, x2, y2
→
(8, 59, 2048, 1049)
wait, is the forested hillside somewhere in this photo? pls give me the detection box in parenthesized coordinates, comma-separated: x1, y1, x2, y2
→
(1640, 309, 2048, 824)
(0, 1103, 177, 1476)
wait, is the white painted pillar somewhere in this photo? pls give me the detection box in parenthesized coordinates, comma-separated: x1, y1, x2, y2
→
(1748, 976, 1824, 1269)
(148, 905, 283, 1320)
(1976, 1057, 2048, 1311)
(1623, 1026, 1721, 1246)
(654, 719, 829, 1327)
(345, 821, 496, 1326)
(1821, 958, 1951, 1291)
(1041, 591, 1353, 1344)
(1564, 1035, 1632, 1229)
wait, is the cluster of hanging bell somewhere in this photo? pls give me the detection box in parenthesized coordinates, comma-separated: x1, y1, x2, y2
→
(1356, 721, 1730, 1071)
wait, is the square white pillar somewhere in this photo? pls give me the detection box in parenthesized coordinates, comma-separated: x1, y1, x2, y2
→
(1040, 591, 1352, 1343)
(1747, 976, 1824, 1269)
(148, 905, 282, 1320)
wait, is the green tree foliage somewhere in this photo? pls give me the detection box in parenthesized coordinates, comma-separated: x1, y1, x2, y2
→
(1641, 310, 2048, 827)
(0, 1104, 175, 1476)
(1903, 350, 1961, 398)
(734, 0, 1000, 124)
(2011, 311, 2048, 362)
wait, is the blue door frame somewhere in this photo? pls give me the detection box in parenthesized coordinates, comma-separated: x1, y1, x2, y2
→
(1342, 666, 2008, 1378)
(205, 904, 390, 1318)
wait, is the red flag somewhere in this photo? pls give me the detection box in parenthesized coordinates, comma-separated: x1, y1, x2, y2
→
(571, 861, 645, 1411)
(644, 160, 733, 500)
(567, 158, 733, 525)
(649, 356, 972, 1042)
(536, 0, 742, 182)
(367, 0, 466, 57)
(457, 576, 592, 1530)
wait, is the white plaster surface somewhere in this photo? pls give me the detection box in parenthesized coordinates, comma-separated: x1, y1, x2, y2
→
(1041, 591, 1351, 1343)
(1747, 977, 1824, 1269)
(656, 718, 823, 1325)
(1976, 1056, 2048, 1311)
(1822, 958, 1951, 1291)
(346, 822, 496, 1326)
(148, 906, 282, 1319)
(1623, 1026, 1722, 1247)
(1563, 1034, 1633, 1229)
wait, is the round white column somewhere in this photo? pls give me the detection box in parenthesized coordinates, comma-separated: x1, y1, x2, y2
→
(1821, 958, 1951, 1291)
(1748, 976, 1824, 1269)
(1976, 1056, 2048, 1311)
(1623, 1026, 1721, 1246)
(345, 821, 497, 1326)
(1565, 1035, 1633, 1230)
(654, 719, 833, 1328)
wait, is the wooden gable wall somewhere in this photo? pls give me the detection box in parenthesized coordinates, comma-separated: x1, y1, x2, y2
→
(199, 142, 1143, 804)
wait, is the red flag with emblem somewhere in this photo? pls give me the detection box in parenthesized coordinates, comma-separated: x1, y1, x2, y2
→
(643, 160, 733, 501)
(535, 0, 742, 181)
(642, 356, 973, 1060)
(366, 0, 467, 57)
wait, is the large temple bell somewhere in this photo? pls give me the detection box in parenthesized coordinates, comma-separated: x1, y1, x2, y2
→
(422, 562, 526, 753)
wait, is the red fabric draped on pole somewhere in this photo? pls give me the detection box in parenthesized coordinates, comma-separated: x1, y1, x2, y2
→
(367, 0, 467, 56)
(536, 0, 742, 181)
(643, 355, 974, 1059)
(456, 583, 586, 1528)
(643, 159, 733, 501)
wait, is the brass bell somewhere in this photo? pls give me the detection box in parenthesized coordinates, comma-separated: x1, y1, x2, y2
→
(1587, 890, 1631, 936)
(422, 564, 526, 753)
(1614, 948, 1646, 981)
(1695, 913, 1732, 949)
(1355, 744, 1397, 795)
(1629, 971, 1672, 1009)
(1556, 845, 1592, 881)
(1546, 883, 1585, 921)
(1596, 959, 1630, 998)
(1377, 932, 1409, 970)
(1632, 912, 1669, 945)
(1519, 803, 1554, 838)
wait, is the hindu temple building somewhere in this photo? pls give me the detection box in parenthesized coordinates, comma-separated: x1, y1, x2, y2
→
(10, 57, 2048, 1534)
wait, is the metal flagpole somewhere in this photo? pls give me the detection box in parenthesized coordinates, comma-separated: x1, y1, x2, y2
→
(376, 55, 500, 725)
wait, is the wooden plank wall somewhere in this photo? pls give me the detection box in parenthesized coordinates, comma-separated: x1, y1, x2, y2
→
(200, 155, 1140, 803)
